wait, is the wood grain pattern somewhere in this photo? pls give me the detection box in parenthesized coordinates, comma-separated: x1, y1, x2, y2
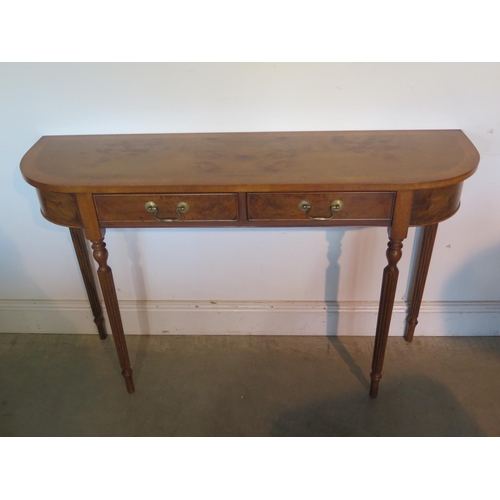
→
(370, 237, 404, 398)
(410, 183, 463, 226)
(91, 238, 134, 394)
(21, 131, 479, 194)
(404, 224, 439, 342)
(369, 191, 413, 398)
(248, 192, 394, 221)
(37, 189, 82, 227)
(69, 227, 107, 339)
(95, 193, 238, 224)
(76, 193, 104, 241)
(97, 219, 392, 229)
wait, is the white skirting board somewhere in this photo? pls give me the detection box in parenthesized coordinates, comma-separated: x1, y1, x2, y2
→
(0, 299, 499, 336)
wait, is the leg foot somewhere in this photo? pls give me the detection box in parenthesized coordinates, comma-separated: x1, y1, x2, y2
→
(95, 319, 107, 340)
(122, 368, 135, 393)
(404, 321, 417, 343)
(369, 373, 382, 398)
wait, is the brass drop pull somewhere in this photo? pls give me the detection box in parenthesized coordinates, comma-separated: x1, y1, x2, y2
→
(145, 201, 190, 222)
(298, 199, 344, 220)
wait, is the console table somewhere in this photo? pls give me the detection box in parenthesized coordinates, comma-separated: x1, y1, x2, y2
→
(20, 130, 480, 397)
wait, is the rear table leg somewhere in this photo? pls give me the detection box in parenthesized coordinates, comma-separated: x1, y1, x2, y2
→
(404, 224, 438, 342)
(70, 227, 107, 339)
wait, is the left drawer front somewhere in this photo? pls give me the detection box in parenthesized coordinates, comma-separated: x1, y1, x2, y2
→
(95, 194, 238, 223)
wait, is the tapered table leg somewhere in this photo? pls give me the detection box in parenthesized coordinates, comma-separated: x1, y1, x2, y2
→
(370, 237, 404, 398)
(91, 237, 135, 393)
(69, 228, 108, 339)
(404, 224, 438, 342)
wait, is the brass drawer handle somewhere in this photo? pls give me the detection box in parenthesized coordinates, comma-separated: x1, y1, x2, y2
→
(145, 201, 190, 222)
(298, 199, 344, 220)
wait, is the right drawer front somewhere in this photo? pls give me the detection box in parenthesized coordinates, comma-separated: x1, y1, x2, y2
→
(247, 192, 394, 221)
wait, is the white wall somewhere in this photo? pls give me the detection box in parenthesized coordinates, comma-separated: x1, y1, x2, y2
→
(1, 63, 500, 335)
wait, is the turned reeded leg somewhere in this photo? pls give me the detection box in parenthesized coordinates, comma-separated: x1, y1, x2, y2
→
(370, 237, 404, 398)
(91, 238, 135, 394)
(404, 224, 438, 343)
(70, 227, 108, 340)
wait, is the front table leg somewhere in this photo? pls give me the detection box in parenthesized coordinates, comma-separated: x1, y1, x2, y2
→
(91, 237, 135, 393)
(370, 237, 404, 398)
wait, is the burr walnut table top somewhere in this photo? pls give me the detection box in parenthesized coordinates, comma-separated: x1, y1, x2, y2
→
(21, 130, 479, 194)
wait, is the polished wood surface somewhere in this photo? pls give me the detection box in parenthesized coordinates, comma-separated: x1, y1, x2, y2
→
(21, 130, 480, 398)
(21, 130, 479, 193)
(69, 228, 107, 340)
(370, 190, 412, 397)
(37, 190, 81, 227)
(36, 182, 465, 229)
(404, 224, 439, 342)
(95, 193, 239, 223)
(409, 184, 463, 225)
(247, 192, 394, 222)
(91, 238, 134, 393)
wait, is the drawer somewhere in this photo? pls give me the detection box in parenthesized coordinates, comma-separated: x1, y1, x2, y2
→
(247, 192, 394, 221)
(95, 193, 238, 223)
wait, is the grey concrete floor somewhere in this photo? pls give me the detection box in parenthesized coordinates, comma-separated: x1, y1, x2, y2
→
(1, 333, 499, 436)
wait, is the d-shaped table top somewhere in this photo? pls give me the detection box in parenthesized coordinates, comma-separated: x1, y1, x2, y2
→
(21, 130, 479, 194)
